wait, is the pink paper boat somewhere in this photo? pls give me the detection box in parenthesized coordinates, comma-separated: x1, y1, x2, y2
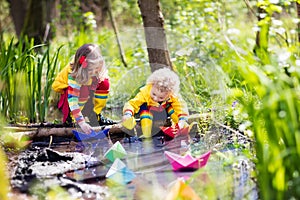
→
(164, 151, 211, 171)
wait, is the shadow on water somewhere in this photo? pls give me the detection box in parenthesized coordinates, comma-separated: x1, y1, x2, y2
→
(10, 126, 258, 199)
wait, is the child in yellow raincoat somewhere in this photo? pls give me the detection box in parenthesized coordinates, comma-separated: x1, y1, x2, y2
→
(122, 68, 189, 138)
(52, 44, 115, 134)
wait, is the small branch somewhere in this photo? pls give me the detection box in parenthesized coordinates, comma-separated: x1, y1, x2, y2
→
(107, 0, 127, 67)
(243, 0, 257, 19)
(48, 135, 53, 148)
(223, 34, 244, 59)
(212, 118, 253, 142)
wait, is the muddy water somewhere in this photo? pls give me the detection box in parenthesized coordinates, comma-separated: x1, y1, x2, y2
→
(10, 128, 258, 200)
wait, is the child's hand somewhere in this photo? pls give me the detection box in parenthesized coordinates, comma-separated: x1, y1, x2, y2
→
(178, 120, 189, 129)
(122, 113, 132, 122)
(122, 116, 136, 130)
(78, 121, 92, 134)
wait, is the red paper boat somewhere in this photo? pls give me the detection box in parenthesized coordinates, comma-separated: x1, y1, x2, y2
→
(164, 150, 211, 171)
(160, 125, 189, 139)
(177, 126, 189, 136)
(160, 126, 176, 139)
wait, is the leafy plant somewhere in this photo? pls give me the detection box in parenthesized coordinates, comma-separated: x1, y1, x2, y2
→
(34, 45, 63, 122)
(0, 37, 63, 123)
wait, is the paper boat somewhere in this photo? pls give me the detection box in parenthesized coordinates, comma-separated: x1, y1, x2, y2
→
(177, 126, 189, 135)
(175, 123, 189, 136)
(165, 151, 211, 171)
(104, 141, 127, 162)
(160, 126, 176, 139)
(72, 129, 109, 141)
(122, 116, 136, 130)
(160, 125, 190, 139)
(106, 158, 136, 185)
(165, 178, 201, 200)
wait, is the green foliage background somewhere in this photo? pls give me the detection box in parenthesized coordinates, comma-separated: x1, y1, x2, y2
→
(1, 0, 300, 199)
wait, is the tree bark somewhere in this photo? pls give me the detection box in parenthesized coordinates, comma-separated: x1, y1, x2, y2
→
(22, 0, 47, 44)
(80, 0, 108, 27)
(4, 114, 205, 142)
(137, 0, 172, 72)
(8, 0, 58, 44)
(5, 124, 125, 139)
(7, 0, 28, 37)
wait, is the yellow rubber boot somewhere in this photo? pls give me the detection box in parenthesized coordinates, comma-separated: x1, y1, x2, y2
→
(93, 90, 108, 114)
(140, 118, 152, 138)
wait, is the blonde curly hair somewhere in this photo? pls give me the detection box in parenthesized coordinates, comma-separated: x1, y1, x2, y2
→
(146, 68, 180, 94)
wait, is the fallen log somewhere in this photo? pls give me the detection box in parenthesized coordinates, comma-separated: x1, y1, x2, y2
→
(3, 124, 126, 140)
(3, 113, 209, 141)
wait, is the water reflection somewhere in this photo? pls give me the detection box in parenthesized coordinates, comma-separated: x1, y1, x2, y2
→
(72, 134, 257, 199)
(11, 128, 258, 199)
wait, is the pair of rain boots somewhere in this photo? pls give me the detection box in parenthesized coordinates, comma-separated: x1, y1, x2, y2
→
(87, 112, 116, 126)
(96, 113, 116, 126)
(64, 113, 116, 127)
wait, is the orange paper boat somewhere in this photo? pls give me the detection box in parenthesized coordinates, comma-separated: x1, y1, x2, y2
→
(164, 151, 211, 171)
(165, 178, 201, 200)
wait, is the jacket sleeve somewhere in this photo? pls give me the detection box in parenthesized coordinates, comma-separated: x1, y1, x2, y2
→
(52, 65, 70, 94)
(67, 74, 85, 124)
(169, 94, 189, 123)
(123, 86, 148, 115)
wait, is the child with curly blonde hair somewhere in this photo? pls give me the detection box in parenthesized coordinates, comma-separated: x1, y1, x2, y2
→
(122, 67, 189, 138)
(52, 44, 115, 134)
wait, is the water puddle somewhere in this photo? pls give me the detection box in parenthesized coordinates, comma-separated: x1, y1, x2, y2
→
(10, 127, 258, 199)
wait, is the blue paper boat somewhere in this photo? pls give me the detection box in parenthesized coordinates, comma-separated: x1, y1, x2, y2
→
(106, 158, 136, 185)
(72, 129, 109, 141)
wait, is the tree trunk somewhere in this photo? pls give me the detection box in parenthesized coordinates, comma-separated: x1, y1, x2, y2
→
(137, 0, 172, 72)
(22, 0, 47, 44)
(7, 0, 28, 37)
(80, 0, 108, 27)
(8, 0, 58, 44)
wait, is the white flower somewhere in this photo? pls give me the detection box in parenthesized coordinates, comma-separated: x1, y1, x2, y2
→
(227, 28, 240, 35)
(278, 51, 291, 62)
(270, 0, 279, 4)
(272, 19, 283, 26)
(186, 61, 197, 67)
(204, 7, 214, 13)
(244, 130, 253, 138)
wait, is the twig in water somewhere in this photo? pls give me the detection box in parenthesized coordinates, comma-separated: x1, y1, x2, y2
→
(212, 119, 253, 142)
(48, 135, 53, 148)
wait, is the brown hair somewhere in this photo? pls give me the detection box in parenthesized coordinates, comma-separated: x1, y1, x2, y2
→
(70, 44, 104, 84)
